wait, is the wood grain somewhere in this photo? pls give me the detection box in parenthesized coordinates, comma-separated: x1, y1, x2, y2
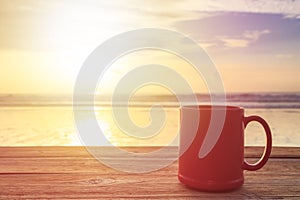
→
(0, 147, 299, 199)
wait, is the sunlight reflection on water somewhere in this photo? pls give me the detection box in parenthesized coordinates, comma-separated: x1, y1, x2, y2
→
(0, 106, 299, 147)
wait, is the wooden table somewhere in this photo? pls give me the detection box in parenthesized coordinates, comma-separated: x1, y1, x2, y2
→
(0, 146, 299, 199)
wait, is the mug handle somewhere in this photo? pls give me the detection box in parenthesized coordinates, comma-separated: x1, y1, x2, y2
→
(243, 116, 272, 171)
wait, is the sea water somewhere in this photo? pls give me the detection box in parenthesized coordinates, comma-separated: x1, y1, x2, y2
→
(0, 93, 299, 146)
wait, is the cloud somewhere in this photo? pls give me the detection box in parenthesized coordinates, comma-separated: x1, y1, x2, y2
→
(0, 0, 212, 51)
(221, 38, 249, 48)
(199, 42, 216, 49)
(218, 29, 271, 48)
(0, 0, 299, 51)
(276, 54, 294, 59)
(176, 10, 300, 52)
(182, 0, 300, 18)
(243, 29, 271, 41)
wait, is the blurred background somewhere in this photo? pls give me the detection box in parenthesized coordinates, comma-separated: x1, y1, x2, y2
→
(0, 0, 299, 146)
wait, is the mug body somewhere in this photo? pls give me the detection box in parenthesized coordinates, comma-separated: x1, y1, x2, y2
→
(178, 105, 245, 191)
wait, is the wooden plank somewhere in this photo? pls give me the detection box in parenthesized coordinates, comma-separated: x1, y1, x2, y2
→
(0, 161, 299, 199)
(1, 146, 299, 158)
(0, 147, 299, 199)
(0, 157, 299, 174)
(0, 146, 179, 159)
(0, 160, 299, 199)
(245, 146, 300, 158)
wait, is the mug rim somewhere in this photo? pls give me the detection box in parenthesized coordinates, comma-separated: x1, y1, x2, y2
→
(181, 105, 243, 110)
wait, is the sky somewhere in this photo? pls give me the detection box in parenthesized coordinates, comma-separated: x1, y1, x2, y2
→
(0, 0, 299, 94)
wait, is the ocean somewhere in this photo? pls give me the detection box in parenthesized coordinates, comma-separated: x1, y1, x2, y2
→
(0, 93, 299, 147)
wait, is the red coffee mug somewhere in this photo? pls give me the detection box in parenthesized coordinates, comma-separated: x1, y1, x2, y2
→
(178, 105, 272, 191)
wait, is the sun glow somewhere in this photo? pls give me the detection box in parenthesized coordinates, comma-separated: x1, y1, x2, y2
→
(0, 1, 299, 94)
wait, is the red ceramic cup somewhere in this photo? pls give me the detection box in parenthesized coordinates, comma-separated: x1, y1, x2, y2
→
(178, 105, 272, 191)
